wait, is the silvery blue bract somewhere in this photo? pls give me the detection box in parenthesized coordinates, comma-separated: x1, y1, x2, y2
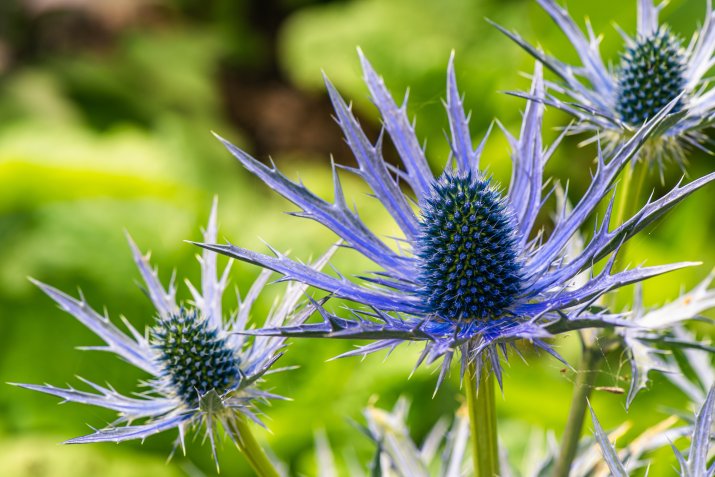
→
(622, 272, 715, 406)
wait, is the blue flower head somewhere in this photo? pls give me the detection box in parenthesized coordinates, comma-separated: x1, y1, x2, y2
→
(494, 0, 715, 169)
(200, 52, 715, 389)
(13, 200, 331, 466)
(417, 172, 522, 321)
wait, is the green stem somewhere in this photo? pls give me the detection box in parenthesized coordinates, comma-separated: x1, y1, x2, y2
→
(612, 162, 635, 230)
(610, 161, 649, 275)
(466, 360, 499, 477)
(230, 413, 281, 477)
(551, 343, 602, 477)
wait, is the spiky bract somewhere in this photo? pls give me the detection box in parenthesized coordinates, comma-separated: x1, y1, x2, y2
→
(417, 172, 522, 321)
(620, 271, 715, 407)
(591, 385, 715, 476)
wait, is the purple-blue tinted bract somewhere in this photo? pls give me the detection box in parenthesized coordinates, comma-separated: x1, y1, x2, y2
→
(13, 201, 329, 465)
(201, 52, 715, 388)
(494, 0, 715, 168)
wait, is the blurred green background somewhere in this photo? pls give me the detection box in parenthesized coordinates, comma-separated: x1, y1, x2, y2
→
(1, 0, 713, 475)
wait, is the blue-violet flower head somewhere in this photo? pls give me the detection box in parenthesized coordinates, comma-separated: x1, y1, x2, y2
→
(417, 172, 523, 322)
(494, 0, 715, 169)
(200, 52, 715, 389)
(13, 200, 331, 465)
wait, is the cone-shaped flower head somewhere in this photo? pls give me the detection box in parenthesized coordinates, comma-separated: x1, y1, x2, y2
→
(494, 0, 715, 168)
(616, 26, 688, 126)
(417, 172, 522, 321)
(13, 200, 331, 465)
(152, 308, 242, 406)
(199, 52, 715, 389)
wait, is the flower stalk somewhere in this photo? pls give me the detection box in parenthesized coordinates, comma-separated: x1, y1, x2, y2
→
(608, 160, 650, 284)
(230, 413, 281, 477)
(552, 338, 602, 477)
(466, 359, 499, 477)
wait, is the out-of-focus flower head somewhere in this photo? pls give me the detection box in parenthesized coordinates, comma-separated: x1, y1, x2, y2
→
(494, 0, 715, 171)
(501, 410, 688, 476)
(200, 51, 715, 390)
(13, 200, 331, 467)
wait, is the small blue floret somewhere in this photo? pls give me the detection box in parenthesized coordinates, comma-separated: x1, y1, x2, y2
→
(416, 172, 522, 321)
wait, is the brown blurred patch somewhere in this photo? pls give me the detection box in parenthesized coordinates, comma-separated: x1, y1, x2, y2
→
(9, 0, 386, 168)
(4, 0, 174, 64)
(23, 0, 162, 30)
(0, 41, 9, 73)
(220, 70, 379, 166)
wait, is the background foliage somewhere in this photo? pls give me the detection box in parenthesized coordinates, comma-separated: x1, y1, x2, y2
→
(0, 0, 712, 475)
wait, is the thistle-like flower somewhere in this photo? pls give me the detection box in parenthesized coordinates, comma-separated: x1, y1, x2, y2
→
(13, 200, 331, 465)
(493, 0, 715, 168)
(200, 52, 715, 388)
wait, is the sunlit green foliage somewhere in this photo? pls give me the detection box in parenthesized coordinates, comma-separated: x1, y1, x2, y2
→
(1, 0, 712, 475)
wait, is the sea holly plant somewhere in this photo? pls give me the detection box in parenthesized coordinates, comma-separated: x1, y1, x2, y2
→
(315, 393, 698, 476)
(12, 201, 333, 476)
(621, 271, 715, 407)
(492, 0, 715, 466)
(591, 385, 715, 476)
(493, 0, 715, 171)
(543, 228, 715, 475)
(314, 398, 470, 477)
(197, 51, 715, 476)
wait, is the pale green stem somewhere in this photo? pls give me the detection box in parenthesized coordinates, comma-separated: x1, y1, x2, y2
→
(551, 341, 601, 477)
(230, 413, 281, 477)
(610, 161, 649, 275)
(466, 359, 499, 477)
(612, 162, 635, 229)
